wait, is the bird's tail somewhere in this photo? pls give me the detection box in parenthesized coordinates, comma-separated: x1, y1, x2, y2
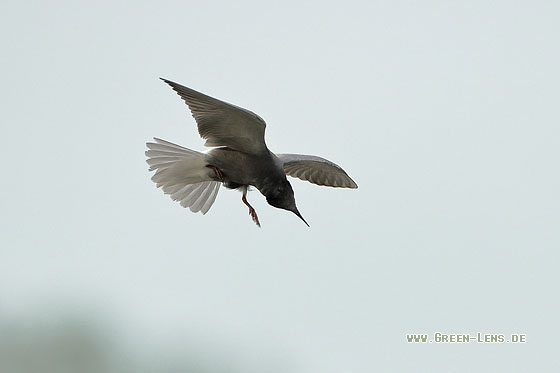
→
(145, 138, 220, 214)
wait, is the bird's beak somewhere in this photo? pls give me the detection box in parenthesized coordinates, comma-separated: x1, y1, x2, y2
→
(293, 208, 310, 227)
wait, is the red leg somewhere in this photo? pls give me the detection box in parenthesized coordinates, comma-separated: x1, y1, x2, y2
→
(241, 186, 260, 227)
(207, 165, 224, 182)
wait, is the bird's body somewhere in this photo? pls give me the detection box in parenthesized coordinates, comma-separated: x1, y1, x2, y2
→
(206, 147, 282, 190)
(146, 78, 357, 227)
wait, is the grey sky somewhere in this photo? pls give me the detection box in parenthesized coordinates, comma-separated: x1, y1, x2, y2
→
(1, 1, 559, 372)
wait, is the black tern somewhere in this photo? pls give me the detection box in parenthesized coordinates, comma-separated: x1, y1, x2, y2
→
(146, 78, 358, 227)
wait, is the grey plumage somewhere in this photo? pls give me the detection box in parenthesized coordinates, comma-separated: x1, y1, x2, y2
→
(146, 78, 357, 227)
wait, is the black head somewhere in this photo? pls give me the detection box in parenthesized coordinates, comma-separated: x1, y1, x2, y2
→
(264, 179, 309, 227)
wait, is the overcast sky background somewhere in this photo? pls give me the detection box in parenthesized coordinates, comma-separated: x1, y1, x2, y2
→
(1, 1, 559, 372)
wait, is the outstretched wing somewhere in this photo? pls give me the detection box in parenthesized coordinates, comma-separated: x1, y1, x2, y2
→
(161, 78, 268, 155)
(277, 154, 358, 189)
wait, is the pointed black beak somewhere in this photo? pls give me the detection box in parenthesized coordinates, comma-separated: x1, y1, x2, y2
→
(293, 208, 310, 227)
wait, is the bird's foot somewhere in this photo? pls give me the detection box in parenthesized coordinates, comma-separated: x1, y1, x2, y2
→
(207, 165, 224, 182)
(241, 188, 261, 227)
(248, 206, 261, 227)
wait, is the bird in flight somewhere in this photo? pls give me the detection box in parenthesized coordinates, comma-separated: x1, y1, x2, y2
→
(146, 78, 358, 227)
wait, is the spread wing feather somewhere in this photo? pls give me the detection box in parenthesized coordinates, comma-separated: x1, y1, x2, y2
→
(277, 154, 358, 189)
(161, 78, 268, 154)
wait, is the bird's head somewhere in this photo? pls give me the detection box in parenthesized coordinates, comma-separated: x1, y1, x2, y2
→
(264, 179, 309, 227)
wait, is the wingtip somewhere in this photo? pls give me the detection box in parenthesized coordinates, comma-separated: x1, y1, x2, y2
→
(346, 176, 358, 189)
(160, 78, 186, 94)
